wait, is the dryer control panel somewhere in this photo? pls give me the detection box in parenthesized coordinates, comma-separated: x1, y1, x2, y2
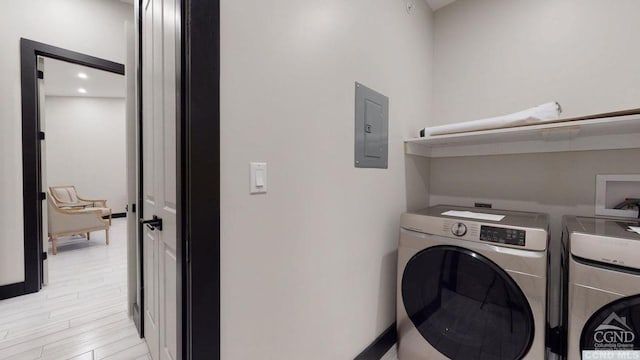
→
(480, 225, 526, 246)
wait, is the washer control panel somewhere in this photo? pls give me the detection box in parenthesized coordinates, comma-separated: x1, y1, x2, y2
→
(400, 211, 547, 251)
(480, 225, 526, 246)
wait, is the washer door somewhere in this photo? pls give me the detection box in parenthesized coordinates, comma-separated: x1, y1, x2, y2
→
(402, 245, 534, 360)
(581, 295, 640, 357)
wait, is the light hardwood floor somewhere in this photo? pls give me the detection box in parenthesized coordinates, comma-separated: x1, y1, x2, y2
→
(382, 345, 398, 360)
(0, 219, 149, 360)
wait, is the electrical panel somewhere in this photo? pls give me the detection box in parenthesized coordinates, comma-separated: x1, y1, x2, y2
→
(354, 82, 388, 169)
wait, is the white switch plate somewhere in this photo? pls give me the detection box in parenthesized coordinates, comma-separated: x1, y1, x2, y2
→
(250, 162, 267, 194)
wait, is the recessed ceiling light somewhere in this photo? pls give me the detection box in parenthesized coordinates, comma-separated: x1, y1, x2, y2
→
(77, 72, 88, 79)
(77, 88, 87, 94)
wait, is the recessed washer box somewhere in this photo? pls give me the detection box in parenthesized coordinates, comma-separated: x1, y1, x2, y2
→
(595, 174, 640, 218)
(354, 82, 388, 169)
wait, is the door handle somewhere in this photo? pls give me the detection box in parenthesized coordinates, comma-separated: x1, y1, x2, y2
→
(140, 215, 163, 231)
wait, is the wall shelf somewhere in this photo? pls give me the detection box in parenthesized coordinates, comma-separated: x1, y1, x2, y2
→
(405, 114, 640, 158)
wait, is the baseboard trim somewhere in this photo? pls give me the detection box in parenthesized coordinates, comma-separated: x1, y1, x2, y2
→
(105, 212, 127, 219)
(354, 323, 397, 360)
(0, 282, 29, 300)
(132, 302, 142, 337)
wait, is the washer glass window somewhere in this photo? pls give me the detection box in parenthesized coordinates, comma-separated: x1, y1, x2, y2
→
(402, 245, 534, 360)
(581, 295, 640, 355)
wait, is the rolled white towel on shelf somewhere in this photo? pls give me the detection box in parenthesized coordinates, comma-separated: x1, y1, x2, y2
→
(420, 101, 562, 137)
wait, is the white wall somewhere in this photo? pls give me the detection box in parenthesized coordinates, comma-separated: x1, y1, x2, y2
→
(429, 0, 640, 227)
(220, 0, 433, 358)
(432, 0, 640, 124)
(45, 96, 127, 214)
(0, 0, 132, 286)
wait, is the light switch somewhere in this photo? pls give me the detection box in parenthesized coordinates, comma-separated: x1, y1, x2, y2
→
(255, 169, 265, 187)
(250, 162, 267, 194)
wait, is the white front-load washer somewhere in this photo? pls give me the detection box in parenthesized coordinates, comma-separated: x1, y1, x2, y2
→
(397, 205, 551, 360)
(561, 216, 640, 360)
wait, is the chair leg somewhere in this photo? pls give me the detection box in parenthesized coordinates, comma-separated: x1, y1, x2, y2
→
(106, 228, 110, 245)
(109, 214, 112, 226)
(87, 232, 90, 240)
(52, 237, 57, 255)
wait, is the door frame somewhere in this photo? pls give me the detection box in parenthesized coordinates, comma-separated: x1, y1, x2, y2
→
(179, 0, 221, 359)
(16, 0, 222, 355)
(7, 39, 125, 301)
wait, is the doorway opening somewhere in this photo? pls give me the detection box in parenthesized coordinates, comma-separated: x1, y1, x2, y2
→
(41, 56, 143, 357)
(3, 38, 149, 359)
(1, 0, 222, 358)
(43, 58, 127, 265)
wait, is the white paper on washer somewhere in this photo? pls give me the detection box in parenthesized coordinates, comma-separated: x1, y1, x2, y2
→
(628, 226, 640, 235)
(441, 210, 505, 222)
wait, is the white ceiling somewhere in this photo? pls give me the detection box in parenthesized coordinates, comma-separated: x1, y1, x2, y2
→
(43, 58, 125, 98)
(424, 0, 456, 11)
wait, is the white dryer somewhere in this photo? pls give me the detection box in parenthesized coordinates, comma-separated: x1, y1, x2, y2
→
(397, 205, 551, 360)
(561, 216, 640, 360)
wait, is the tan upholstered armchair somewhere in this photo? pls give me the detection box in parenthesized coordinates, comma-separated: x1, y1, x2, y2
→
(47, 186, 112, 255)
(49, 185, 112, 224)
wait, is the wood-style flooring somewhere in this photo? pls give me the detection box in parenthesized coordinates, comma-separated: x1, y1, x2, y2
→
(382, 345, 398, 360)
(0, 219, 149, 360)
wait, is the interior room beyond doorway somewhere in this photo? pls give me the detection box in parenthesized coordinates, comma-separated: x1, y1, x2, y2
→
(43, 58, 127, 266)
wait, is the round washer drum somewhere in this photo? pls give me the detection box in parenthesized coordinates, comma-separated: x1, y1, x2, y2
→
(580, 295, 640, 353)
(402, 245, 535, 360)
(397, 205, 551, 360)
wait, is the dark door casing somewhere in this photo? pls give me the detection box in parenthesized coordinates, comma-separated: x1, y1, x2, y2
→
(7, 39, 124, 301)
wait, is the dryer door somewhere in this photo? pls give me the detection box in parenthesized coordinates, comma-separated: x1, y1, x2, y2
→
(402, 245, 535, 360)
(580, 295, 640, 358)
